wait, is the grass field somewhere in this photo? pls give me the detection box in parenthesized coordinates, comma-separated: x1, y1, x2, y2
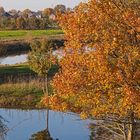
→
(0, 64, 33, 74)
(0, 63, 59, 77)
(0, 29, 63, 39)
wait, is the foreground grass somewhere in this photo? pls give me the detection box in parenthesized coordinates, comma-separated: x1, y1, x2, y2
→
(0, 29, 63, 40)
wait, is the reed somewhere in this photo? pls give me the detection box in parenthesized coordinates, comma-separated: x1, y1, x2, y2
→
(0, 79, 44, 109)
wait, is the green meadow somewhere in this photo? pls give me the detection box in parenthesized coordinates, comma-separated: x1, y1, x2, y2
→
(0, 29, 63, 40)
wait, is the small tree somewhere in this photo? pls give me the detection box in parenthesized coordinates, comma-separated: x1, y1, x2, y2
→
(54, 4, 66, 14)
(28, 38, 54, 95)
(28, 38, 57, 130)
(43, 8, 54, 17)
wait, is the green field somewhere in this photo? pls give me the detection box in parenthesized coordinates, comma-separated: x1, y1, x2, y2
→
(0, 64, 33, 74)
(0, 63, 59, 77)
(0, 29, 63, 39)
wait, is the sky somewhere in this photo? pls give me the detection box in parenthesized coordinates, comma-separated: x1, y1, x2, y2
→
(0, 0, 86, 11)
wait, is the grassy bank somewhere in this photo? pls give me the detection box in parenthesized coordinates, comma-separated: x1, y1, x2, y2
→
(0, 81, 44, 109)
(0, 63, 58, 108)
(0, 64, 35, 84)
(0, 64, 33, 74)
(0, 63, 59, 77)
(0, 64, 42, 108)
(0, 29, 63, 40)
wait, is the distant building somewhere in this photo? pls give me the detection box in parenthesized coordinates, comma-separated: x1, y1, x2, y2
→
(2, 12, 11, 17)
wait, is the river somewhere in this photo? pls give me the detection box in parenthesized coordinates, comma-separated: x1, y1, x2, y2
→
(0, 49, 63, 65)
(0, 51, 92, 140)
(0, 54, 27, 65)
(0, 109, 91, 140)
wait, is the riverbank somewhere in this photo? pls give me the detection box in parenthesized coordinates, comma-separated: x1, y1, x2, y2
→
(0, 36, 64, 57)
(0, 64, 58, 108)
(0, 81, 44, 109)
(0, 29, 64, 57)
(0, 64, 40, 109)
(0, 63, 59, 83)
(0, 64, 35, 83)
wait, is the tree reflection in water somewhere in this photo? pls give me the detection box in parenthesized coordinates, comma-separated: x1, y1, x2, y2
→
(29, 129, 54, 140)
(0, 116, 8, 140)
(29, 109, 59, 140)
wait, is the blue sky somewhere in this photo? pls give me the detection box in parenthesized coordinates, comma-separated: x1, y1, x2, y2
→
(0, 0, 87, 11)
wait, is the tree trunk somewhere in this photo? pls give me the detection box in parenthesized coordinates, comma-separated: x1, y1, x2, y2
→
(126, 113, 135, 140)
(45, 75, 49, 96)
(127, 127, 133, 140)
(43, 76, 46, 94)
(43, 75, 49, 95)
(45, 74, 49, 131)
(46, 108, 49, 130)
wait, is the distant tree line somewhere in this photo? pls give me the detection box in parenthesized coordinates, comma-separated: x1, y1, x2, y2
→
(0, 4, 71, 30)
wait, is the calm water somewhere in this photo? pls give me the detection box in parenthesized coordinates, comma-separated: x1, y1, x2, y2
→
(0, 50, 91, 140)
(0, 49, 63, 65)
(0, 54, 27, 65)
(0, 109, 91, 140)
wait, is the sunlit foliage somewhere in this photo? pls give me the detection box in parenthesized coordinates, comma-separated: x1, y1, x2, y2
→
(46, 0, 140, 120)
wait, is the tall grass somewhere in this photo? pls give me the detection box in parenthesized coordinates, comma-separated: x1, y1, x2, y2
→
(0, 80, 42, 96)
(0, 78, 44, 108)
(0, 74, 54, 109)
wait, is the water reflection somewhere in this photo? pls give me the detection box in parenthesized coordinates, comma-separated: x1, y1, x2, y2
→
(0, 49, 63, 65)
(0, 109, 90, 140)
(0, 116, 8, 140)
(0, 54, 27, 65)
(29, 129, 54, 140)
(29, 109, 55, 140)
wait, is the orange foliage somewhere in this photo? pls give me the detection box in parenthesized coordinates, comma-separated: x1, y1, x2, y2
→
(45, 0, 140, 119)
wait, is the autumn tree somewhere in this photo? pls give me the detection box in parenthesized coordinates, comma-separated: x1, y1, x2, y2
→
(0, 7, 60, 30)
(54, 4, 66, 14)
(16, 17, 26, 29)
(43, 8, 54, 17)
(9, 18, 16, 29)
(46, 0, 140, 140)
(8, 9, 17, 16)
(0, 7, 5, 16)
(28, 17, 40, 29)
(39, 18, 50, 29)
(22, 8, 32, 18)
